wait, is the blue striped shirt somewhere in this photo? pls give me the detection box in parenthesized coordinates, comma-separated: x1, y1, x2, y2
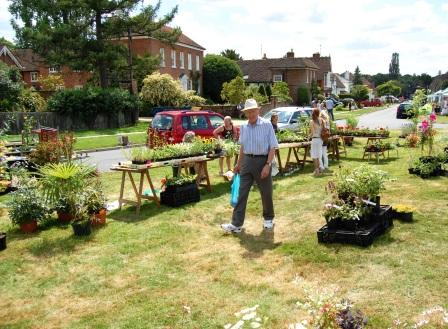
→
(239, 117, 279, 155)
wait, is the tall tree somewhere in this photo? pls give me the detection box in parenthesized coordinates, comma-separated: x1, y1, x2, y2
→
(389, 52, 400, 80)
(418, 73, 432, 92)
(220, 49, 242, 61)
(9, 0, 180, 88)
(353, 66, 363, 86)
(203, 54, 242, 103)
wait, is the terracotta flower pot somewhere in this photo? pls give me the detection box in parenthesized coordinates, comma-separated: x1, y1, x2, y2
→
(91, 208, 107, 227)
(20, 220, 38, 233)
(57, 212, 73, 223)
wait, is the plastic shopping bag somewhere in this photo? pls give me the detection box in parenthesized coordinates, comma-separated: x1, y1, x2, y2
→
(230, 173, 240, 208)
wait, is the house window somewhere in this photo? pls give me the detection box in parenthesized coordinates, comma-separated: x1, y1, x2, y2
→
(196, 55, 200, 71)
(171, 50, 176, 68)
(188, 53, 192, 70)
(180, 52, 185, 69)
(31, 72, 38, 82)
(159, 48, 165, 67)
(273, 74, 282, 82)
(49, 66, 60, 73)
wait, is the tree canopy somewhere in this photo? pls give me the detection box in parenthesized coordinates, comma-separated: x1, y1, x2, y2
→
(203, 54, 242, 103)
(9, 0, 180, 88)
(220, 49, 242, 61)
(376, 80, 401, 97)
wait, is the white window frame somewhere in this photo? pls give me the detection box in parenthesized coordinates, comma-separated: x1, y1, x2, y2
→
(196, 55, 200, 71)
(180, 52, 185, 69)
(31, 72, 38, 82)
(188, 53, 192, 70)
(159, 48, 165, 67)
(49, 66, 59, 74)
(273, 74, 283, 82)
(171, 50, 176, 68)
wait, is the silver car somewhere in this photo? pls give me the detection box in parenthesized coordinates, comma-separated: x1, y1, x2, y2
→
(263, 107, 312, 131)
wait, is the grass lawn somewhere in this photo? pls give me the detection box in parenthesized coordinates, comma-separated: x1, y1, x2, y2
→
(334, 106, 387, 121)
(435, 115, 448, 124)
(1, 131, 448, 328)
(3, 121, 150, 151)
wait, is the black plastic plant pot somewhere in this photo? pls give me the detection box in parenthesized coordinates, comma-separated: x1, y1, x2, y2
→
(71, 220, 92, 236)
(131, 160, 147, 165)
(397, 212, 413, 222)
(0, 232, 6, 251)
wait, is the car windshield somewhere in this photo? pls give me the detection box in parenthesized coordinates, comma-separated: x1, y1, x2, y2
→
(152, 114, 173, 130)
(265, 111, 294, 124)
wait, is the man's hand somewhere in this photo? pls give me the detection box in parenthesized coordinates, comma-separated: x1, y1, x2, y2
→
(260, 164, 270, 179)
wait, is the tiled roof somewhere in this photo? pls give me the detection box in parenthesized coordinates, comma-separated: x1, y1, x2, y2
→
(238, 57, 319, 83)
(132, 26, 205, 50)
(11, 48, 45, 71)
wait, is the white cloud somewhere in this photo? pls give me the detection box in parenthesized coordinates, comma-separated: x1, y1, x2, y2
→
(164, 0, 448, 75)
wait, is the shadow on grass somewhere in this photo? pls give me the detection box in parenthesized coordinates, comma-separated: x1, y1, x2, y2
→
(233, 229, 282, 259)
(108, 181, 232, 222)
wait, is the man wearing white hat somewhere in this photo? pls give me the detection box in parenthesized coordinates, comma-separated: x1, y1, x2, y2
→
(221, 99, 279, 233)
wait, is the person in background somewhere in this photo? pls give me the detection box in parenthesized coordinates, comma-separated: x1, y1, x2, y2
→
(310, 108, 324, 176)
(270, 112, 279, 133)
(221, 99, 279, 233)
(213, 116, 238, 175)
(325, 98, 335, 121)
(319, 110, 331, 173)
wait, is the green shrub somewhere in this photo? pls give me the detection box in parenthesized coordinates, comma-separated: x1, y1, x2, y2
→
(265, 84, 272, 98)
(18, 89, 46, 112)
(297, 86, 310, 106)
(338, 94, 353, 99)
(47, 87, 140, 127)
(272, 82, 292, 103)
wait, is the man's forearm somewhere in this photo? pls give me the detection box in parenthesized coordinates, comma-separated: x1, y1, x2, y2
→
(267, 148, 276, 164)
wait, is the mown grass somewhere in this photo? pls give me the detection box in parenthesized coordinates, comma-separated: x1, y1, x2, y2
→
(334, 106, 387, 121)
(0, 130, 447, 328)
(3, 121, 150, 151)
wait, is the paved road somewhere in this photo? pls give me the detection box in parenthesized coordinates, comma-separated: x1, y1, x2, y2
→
(338, 105, 448, 129)
(85, 107, 448, 172)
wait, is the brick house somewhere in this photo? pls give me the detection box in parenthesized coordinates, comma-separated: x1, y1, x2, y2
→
(1, 28, 205, 94)
(0, 45, 89, 90)
(112, 27, 206, 94)
(306, 52, 332, 94)
(238, 50, 320, 104)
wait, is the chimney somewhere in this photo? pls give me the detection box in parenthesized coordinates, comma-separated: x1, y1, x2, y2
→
(262, 53, 267, 59)
(286, 49, 294, 58)
(312, 52, 320, 59)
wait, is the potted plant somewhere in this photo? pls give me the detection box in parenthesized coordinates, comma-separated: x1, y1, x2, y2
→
(8, 186, 49, 233)
(39, 162, 95, 220)
(323, 202, 364, 230)
(84, 186, 107, 227)
(0, 232, 6, 251)
(160, 174, 200, 207)
(54, 197, 73, 223)
(393, 204, 415, 221)
(71, 203, 92, 236)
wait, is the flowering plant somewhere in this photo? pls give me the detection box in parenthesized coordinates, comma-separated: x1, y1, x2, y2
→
(419, 112, 436, 156)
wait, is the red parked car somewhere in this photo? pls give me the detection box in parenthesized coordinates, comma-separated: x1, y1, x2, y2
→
(360, 99, 383, 107)
(147, 110, 225, 147)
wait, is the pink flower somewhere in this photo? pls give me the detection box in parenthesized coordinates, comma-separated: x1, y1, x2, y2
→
(421, 120, 429, 129)
(429, 113, 437, 122)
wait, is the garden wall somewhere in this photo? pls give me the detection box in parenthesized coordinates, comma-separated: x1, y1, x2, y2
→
(0, 109, 139, 134)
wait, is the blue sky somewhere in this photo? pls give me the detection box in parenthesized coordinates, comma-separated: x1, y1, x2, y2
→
(1, 0, 447, 76)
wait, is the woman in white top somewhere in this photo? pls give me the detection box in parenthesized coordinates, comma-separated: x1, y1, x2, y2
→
(319, 110, 330, 172)
(310, 108, 323, 176)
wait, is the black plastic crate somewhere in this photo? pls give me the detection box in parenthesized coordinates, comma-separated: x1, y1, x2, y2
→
(160, 183, 200, 207)
(317, 206, 393, 247)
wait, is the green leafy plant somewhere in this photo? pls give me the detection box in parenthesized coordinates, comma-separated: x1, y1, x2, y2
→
(83, 185, 107, 215)
(39, 163, 95, 214)
(163, 174, 196, 187)
(8, 186, 49, 225)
